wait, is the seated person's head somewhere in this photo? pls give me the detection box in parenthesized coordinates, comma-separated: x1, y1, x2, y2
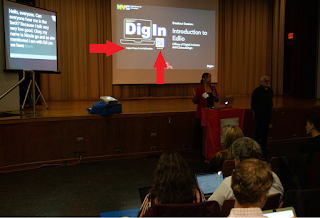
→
(232, 137, 262, 165)
(150, 151, 198, 204)
(223, 126, 244, 150)
(231, 158, 273, 208)
(307, 112, 320, 134)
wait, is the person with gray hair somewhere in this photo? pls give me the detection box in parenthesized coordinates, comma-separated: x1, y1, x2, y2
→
(251, 75, 273, 157)
(232, 136, 262, 161)
(208, 137, 283, 208)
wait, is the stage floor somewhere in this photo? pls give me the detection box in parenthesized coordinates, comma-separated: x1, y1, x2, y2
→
(1, 96, 320, 122)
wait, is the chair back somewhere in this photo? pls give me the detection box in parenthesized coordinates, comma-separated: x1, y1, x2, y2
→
(262, 193, 281, 210)
(270, 157, 281, 178)
(307, 152, 320, 189)
(283, 188, 320, 217)
(222, 160, 235, 178)
(221, 199, 235, 217)
(143, 201, 221, 217)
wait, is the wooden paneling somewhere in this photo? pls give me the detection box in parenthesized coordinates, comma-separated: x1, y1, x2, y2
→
(170, 113, 195, 149)
(2, 97, 320, 169)
(243, 109, 256, 138)
(0, 112, 194, 169)
(112, 84, 198, 99)
(243, 107, 314, 142)
(266, 108, 309, 141)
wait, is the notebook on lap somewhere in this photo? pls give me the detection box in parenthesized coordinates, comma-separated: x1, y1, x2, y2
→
(195, 171, 224, 199)
(263, 207, 296, 218)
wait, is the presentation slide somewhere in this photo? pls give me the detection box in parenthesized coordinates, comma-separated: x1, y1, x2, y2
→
(111, 0, 219, 84)
(3, 0, 58, 72)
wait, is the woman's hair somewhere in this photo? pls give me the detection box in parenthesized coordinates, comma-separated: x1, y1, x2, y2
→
(200, 72, 211, 85)
(149, 151, 198, 204)
(231, 158, 273, 205)
(216, 126, 244, 160)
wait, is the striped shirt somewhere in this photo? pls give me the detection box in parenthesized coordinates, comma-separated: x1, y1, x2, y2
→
(137, 188, 206, 217)
(228, 207, 267, 218)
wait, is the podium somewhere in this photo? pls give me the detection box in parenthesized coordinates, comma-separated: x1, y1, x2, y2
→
(201, 108, 245, 162)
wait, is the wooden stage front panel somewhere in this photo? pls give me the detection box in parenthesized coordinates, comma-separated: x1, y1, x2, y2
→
(1, 96, 320, 169)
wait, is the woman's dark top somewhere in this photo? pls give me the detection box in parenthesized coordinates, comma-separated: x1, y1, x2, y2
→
(203, 152, 230, 173)
(207, 92, 213, 108)
(300, 134, 320, 164)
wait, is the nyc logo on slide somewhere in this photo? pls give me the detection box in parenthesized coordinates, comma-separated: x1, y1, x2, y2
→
(117, 4, 131, 10)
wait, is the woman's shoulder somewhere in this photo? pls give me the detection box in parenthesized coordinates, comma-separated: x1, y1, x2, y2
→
(194, 188, 207, 202)
(215, 151, 230, 166)
(196, 84, 205, 90)
(220, 150, 230, 158)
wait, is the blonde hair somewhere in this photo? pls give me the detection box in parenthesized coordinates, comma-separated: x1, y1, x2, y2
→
(216, 126, 244, 160)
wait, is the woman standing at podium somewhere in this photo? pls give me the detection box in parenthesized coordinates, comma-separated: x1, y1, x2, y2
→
(192, 73, 219, 156)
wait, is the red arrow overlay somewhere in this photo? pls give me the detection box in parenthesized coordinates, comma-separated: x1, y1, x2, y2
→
(90, 40, 124, 57)
(154, 51, 166, 84)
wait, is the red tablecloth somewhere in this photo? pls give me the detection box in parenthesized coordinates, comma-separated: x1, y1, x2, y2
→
(201, 108, 245, 162)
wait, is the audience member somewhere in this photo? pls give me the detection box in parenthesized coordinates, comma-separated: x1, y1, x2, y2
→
(137, 151, 206, 217)
(228, 159, 274, 217)
(203, 126, 244, 173)
(300, 112, 320, 164)
(208, 137, 284, 207)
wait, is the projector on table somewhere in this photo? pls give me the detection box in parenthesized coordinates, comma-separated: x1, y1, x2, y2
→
(100, 96, 118, 104)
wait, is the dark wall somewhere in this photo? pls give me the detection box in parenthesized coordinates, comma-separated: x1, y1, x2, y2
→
(284, 0, 319, 98)
(16, 0, 34, 6)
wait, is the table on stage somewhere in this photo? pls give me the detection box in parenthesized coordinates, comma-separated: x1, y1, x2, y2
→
(201, 108, 245, 162)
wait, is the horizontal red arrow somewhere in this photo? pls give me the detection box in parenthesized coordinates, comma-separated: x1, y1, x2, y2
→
(90, 40, 124, 57)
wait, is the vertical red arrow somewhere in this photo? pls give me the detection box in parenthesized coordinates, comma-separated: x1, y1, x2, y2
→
(154, 51, 166, 84)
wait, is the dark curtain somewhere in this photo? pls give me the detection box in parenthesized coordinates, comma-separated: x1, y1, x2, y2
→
(16, 0, 35, 6)
(287, 0, 319, 98)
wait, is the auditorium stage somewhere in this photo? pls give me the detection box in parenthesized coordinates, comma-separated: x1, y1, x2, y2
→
(1, 96, 320, 121)
(0, 96, 319, 169)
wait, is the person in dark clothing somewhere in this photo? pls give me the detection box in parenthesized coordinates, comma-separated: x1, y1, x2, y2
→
(251, 75, 273, 156)
(300, 112, 320, 165)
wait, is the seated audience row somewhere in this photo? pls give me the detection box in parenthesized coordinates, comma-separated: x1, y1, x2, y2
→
(138, 137, 284, 216)
(208, 137, 284, 207)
